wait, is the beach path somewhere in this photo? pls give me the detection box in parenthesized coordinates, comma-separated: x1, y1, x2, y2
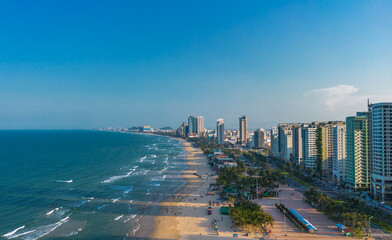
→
(255, 185, 362, 239)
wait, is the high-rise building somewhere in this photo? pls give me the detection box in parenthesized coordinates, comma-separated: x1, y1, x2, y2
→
(302, 126, 318, 170)
(253, 129, 265, 148)
(270, 128, 279, 157)
(332, 124, 346, 184)
(216, 119, 225, 144)
(188, 116, 197, 134)
(278, 124, 289, 156)
(178, 122, 188, 137)
(239, 116, 247, 144)
(292, 125, 305, 166)
(284, 132, 293, 161)
(308, 121, 345, 175)
(370, 102, 392, 201)
(320, 123, 333, 174)
(277, 123, 294, 160)
(346, 113, 369, 189)
(187, 116, 203, 136)
(196, 116, 204, 135)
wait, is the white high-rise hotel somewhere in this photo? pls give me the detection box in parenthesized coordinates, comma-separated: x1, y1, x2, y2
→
(333, 125, 346, 184)
(197, 116, 204, 135)
(370, 103, 392, 201)
(303, 126, 317, 170)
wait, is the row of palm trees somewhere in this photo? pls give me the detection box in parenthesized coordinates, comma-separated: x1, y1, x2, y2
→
(216, 153, 284, 197)
(304, 188, 370, 238)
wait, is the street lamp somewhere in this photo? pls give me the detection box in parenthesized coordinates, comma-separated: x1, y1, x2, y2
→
(283, 210, 287, 236)
(256, 176, 258, 200)
(251, 175, 260, 200)
(368, 216, 373, 239)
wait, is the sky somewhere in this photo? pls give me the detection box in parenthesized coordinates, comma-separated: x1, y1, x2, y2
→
(0, 0, 391, 130)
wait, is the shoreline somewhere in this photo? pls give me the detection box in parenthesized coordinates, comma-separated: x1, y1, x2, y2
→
(135, 133, 243, 239)
(139, 134, 242, 240)
(134, 134, 190, 239)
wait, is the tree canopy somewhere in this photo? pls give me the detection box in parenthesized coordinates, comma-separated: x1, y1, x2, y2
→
(229, 200, 274, 231)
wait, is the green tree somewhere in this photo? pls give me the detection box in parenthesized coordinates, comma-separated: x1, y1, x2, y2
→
(229, 200, 274, 231)
(341, 212, 368, 238)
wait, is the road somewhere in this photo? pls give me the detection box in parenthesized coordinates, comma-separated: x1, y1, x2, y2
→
(285, 176, 392, 240)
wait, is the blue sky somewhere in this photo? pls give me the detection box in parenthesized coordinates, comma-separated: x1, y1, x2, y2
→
(0, 0, 391, 129)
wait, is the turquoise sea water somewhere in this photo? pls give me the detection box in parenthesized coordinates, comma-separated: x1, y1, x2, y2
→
(0, 130, 186, 240)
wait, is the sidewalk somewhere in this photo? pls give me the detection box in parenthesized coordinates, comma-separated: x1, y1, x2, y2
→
(255, 185, 361, 240)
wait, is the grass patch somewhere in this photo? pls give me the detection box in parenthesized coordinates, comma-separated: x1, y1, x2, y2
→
(287, 174, 314, 188)
(372, 218, 392, 233)
(278, 170, 314, 188)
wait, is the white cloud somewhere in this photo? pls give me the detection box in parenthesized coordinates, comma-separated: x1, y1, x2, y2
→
(304, 85, 361, 111)
(300, 85, 392, 121)
(305, 85, 359, 97)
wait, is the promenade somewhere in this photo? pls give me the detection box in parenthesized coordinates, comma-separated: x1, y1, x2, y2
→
(255, 185, 363, 240)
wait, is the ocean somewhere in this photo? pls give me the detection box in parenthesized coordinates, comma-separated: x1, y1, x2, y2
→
(0, 130, 187, 240)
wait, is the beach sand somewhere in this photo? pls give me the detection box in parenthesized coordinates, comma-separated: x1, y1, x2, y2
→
(135, 136, 358, 240)
(137, 138, 262, 240)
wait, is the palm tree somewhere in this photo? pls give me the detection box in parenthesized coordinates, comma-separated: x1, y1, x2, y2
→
(341, 212, 368, 238)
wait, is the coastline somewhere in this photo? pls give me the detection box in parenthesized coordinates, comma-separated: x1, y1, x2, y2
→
(136, 133, 241, 240)
(135, 133, 247, 239)
(98, 131, 189, 239)
(148, 137, 190, 239)
(134, 135, 190, 239)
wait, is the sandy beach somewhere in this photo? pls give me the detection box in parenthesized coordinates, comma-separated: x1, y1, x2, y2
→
(136, 137, 255, 240)
(135, 136, 371, 240)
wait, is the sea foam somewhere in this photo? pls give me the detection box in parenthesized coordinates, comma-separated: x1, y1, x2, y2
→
(131, 219, 141, 235)
(151, 175, 166, 182)
(159, 166, 169, 174)
(123, 214, 137, 223)
(6, 229, 36, 239)
(2, 226, 25, 237)
(97, 204, 108, 210)
(139, 156, 146, 162)
(56, 180, 73, 183)
(46, 208, 59, 215)
(74, 200, 89, 208)
(122, 186, 133, 197)
(7, 215, 70, 240)
(102, 166, 138, 183)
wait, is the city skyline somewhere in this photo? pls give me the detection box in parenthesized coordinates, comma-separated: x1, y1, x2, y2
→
(1, 1, 392, 129)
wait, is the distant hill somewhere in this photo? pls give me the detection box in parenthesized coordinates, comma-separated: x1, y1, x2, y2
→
(159, 126, 172, 130)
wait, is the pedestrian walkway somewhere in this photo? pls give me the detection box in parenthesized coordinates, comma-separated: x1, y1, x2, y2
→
(255, 185, 362, 240)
